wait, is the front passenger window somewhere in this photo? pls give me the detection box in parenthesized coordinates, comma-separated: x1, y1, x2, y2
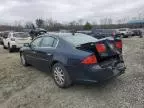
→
(31, 37, 42, 48)
(41, 37, 56, 47)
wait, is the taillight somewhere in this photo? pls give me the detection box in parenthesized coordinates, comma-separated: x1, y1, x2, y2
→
(11, 38, 15, 41)
(81, 55, 97, 64)
(96, 43, 106, 53)
(115, 41, 122, 49)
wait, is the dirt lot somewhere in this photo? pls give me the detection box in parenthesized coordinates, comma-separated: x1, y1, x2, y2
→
(0, 37, 144, 108)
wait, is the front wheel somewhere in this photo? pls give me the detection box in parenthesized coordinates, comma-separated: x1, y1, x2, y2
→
(52, 63, 72, 88)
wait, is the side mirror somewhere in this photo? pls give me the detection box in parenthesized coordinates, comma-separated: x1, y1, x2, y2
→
(23, 43, 30, 47)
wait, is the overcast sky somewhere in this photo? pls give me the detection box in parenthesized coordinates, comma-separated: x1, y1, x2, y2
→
(0, 0, 144, 24)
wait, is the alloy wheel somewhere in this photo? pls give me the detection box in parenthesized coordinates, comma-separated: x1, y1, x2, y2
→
(53, 66, 65, 85)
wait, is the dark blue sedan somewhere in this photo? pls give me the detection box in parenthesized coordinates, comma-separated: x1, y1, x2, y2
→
(20, 33, 126, 88)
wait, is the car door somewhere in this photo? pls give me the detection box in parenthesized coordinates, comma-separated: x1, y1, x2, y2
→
(25, 37, 43, 66)
(3, 33, 10, 47)
(34, 36, 58, 72)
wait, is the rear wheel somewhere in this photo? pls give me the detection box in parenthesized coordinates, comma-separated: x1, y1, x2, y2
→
(3, 45, 7, 49)
(8, 44, 13, 52)
(52, 63, 72, 88)
(20, 53, 29, 66)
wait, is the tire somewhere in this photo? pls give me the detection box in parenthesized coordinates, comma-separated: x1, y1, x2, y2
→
(123, 35, 128, 38)
(8, 44, 13, 53)
(3, 45, 7, 49)
(52, 63, 72, 88)
(20, 53, 29, 66)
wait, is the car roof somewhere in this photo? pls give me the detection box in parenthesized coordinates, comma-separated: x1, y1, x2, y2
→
(44, 32, 88, 37)
(36, 33, 95, 42)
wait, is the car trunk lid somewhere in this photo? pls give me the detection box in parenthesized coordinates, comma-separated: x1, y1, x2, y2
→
(76, 39, 122, 63)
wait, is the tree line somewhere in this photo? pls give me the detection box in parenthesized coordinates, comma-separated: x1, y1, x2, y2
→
(0, 15, 144, 32)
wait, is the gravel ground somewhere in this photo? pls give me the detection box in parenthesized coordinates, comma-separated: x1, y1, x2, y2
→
(0, 37, 144, 108)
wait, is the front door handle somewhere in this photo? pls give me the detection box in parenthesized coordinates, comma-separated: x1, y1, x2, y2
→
(47, 53, 52, 56)
(32, 51, 36, 54)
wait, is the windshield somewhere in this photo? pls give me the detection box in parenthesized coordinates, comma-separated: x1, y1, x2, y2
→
(63, 34, 98, 46)
(13, 33, 30, 38)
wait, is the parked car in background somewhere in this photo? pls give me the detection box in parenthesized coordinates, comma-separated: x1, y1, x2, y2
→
(3, 32, 31, 52)
(0, 31, 10, 44)
(20, 33, 126, 88)
(131, 29, 142, 36)
(77, 30, 92, 35)
(1, 31, 9, 45)
(90, 29, 122, 53)
(117, 28, 133, 38)
(91, 29, 118, 39)
(0, 32, 3, 44)
(139, 29, 144, 38)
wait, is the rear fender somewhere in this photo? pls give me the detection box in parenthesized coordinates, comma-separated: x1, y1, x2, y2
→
(52, 54, 68, 66)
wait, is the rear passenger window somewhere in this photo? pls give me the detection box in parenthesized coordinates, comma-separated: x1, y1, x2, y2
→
(41, 37, 58, 48)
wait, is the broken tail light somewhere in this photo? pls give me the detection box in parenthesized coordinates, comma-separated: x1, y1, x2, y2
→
(96, 43, 106, 53)
(115, 41, 122, 49)
(81, 55, 97, 64)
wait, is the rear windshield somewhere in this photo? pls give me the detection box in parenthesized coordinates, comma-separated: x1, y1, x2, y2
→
(13, 33, 30, 38)
(3, 32, 9, 38)
(63, 34, 98, 46)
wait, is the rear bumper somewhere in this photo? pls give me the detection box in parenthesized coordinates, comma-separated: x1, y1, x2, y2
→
(66, 62, 126, 83)
(10, 40, 31, 49)
(10, 42, 24, 49)
(87, 65, 125, 82)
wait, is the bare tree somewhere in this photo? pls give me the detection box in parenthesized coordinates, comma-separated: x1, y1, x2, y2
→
(14, 20, 23, 32)
(107, 18, 112, 24)
(25, 22, 35, 29)
(91, 21, 97, 25)
(35, 18, 45, 28)
(77, 19, 83, 25)
(100, 18, 112, 25)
